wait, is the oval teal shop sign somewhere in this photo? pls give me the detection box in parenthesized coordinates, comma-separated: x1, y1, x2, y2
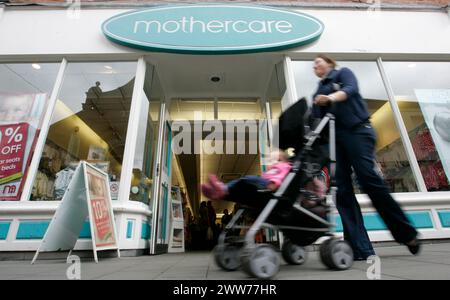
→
(102, 5, 324, 54)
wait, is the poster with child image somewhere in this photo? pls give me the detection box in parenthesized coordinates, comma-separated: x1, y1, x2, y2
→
(32, 162, 120, 264)
(415, 89, 450, 185)
(86, 163, 118, 248)
(0, 93, 48, 200)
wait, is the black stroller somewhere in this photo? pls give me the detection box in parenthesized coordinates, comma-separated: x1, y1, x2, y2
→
(213, 98, 354, 279)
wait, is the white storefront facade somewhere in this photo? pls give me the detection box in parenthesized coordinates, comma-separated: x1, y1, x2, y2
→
(0, 4, 449, 255)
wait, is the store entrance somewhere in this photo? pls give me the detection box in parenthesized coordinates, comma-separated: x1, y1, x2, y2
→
(169, 98, 268, 251)
(148, 54, 287, 252)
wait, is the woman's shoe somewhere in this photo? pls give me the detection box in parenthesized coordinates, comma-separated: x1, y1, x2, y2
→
(406, 239, 422, 256)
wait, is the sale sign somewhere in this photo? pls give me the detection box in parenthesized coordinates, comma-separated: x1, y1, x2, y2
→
(32, 162, 120, 264)
(0, 123, 29, 185)
(0, 93, 48, 201)
(86, 166, 117, 248)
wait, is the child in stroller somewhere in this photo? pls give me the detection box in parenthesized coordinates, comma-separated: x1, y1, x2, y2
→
(207, 98, 354, 279)
(201, 149, 328, 215)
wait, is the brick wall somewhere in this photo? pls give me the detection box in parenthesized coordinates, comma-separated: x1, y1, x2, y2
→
(5, 0, 450, 7)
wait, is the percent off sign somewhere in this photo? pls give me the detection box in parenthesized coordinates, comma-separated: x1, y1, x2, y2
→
(0, 125, 25, 155)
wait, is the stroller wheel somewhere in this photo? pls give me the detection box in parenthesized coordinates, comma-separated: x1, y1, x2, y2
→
(319, 238, 354, 271)
(214, 244, 241, 271)
(240, 244, 281, 279)
(282, 241, 307, 265)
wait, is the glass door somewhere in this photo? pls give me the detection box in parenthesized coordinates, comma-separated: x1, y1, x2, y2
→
(154, 119, 173, 253)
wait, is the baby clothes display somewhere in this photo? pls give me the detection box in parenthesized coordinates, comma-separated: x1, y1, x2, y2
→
(54, 166, 76, 200)
(411, 125, 449, 191)
(435, 161, 450, 188)
(420, 162, 450, 191)
(412, 128, 435, 161)
(376, 141, 413, 193)
(31, 171, 50, 200)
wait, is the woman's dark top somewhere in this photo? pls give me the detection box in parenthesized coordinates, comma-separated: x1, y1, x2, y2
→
(313, 67, 370, 130)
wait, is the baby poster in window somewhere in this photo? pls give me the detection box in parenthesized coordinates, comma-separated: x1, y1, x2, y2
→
(86, 164, 117, 248)
(415, 89, 450, 184)
(0, 93, 48, 200)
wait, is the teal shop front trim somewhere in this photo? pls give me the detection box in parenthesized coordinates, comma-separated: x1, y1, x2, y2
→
(438, 211, 450, 228)
(363, 213, 388, 231)
(79, 221, 92, 239)
(166, 122, 172, 176)
(0, 222, 11, 240)
(141, 222, 151, 239)
(333, 211, 434, 233)
(160, 185, 169, 241)
(333, 215, 343, 232)
(102, 5, 324, 54)
(407, 211, 434, 229)
(16, 221, 50, 240)
(127, 220, 134, 239)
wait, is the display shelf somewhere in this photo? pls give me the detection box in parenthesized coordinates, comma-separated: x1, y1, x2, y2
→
(168, 186, 185, 253)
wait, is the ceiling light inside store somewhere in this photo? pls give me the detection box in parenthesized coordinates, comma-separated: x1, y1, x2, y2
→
(408, 63, 417, 68)
(208, 73, 225, 85)
(210, 76, 221, 83)
(32, 63, 41, 70)
(104, 65, 113, 70)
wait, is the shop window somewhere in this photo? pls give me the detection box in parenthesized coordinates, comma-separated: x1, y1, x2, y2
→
(31, 62, 137, 201)
(130, 65, 161, 204)
(384, 62, 450, 191)
(293, 61, 418, 193)
(0, 63, 60, 201)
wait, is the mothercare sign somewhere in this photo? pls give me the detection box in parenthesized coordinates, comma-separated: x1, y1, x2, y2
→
(102, 5, 324, 54)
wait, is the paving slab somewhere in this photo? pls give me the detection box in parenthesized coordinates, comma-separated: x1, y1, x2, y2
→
(0, 242, 449, 280)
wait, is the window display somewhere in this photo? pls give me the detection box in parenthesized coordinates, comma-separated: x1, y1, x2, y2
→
(384, 62, 450, 191)
(0, 63, 59, 201)
(31, 62, 137, 200)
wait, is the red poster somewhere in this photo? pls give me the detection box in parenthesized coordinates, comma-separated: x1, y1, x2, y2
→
(91, 198, 113, 242)
(0, 93, 48, 201)
(87, 168, 117, 248)
(0, 123, 29, 184)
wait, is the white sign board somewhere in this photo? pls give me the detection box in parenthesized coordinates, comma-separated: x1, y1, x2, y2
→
(32, 161, 120, 264)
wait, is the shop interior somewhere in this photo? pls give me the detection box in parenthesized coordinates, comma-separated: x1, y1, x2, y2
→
(168, 97, 281, 250)
(31, 64, 137, 201)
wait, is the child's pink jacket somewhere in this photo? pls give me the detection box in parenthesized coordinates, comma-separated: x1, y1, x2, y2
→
(261, 162, 292, 189)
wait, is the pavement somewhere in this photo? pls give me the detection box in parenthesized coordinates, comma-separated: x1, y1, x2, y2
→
(0, 242, 449, 280)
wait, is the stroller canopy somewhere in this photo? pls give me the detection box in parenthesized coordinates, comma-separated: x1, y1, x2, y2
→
(275, 98, 309, 152)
